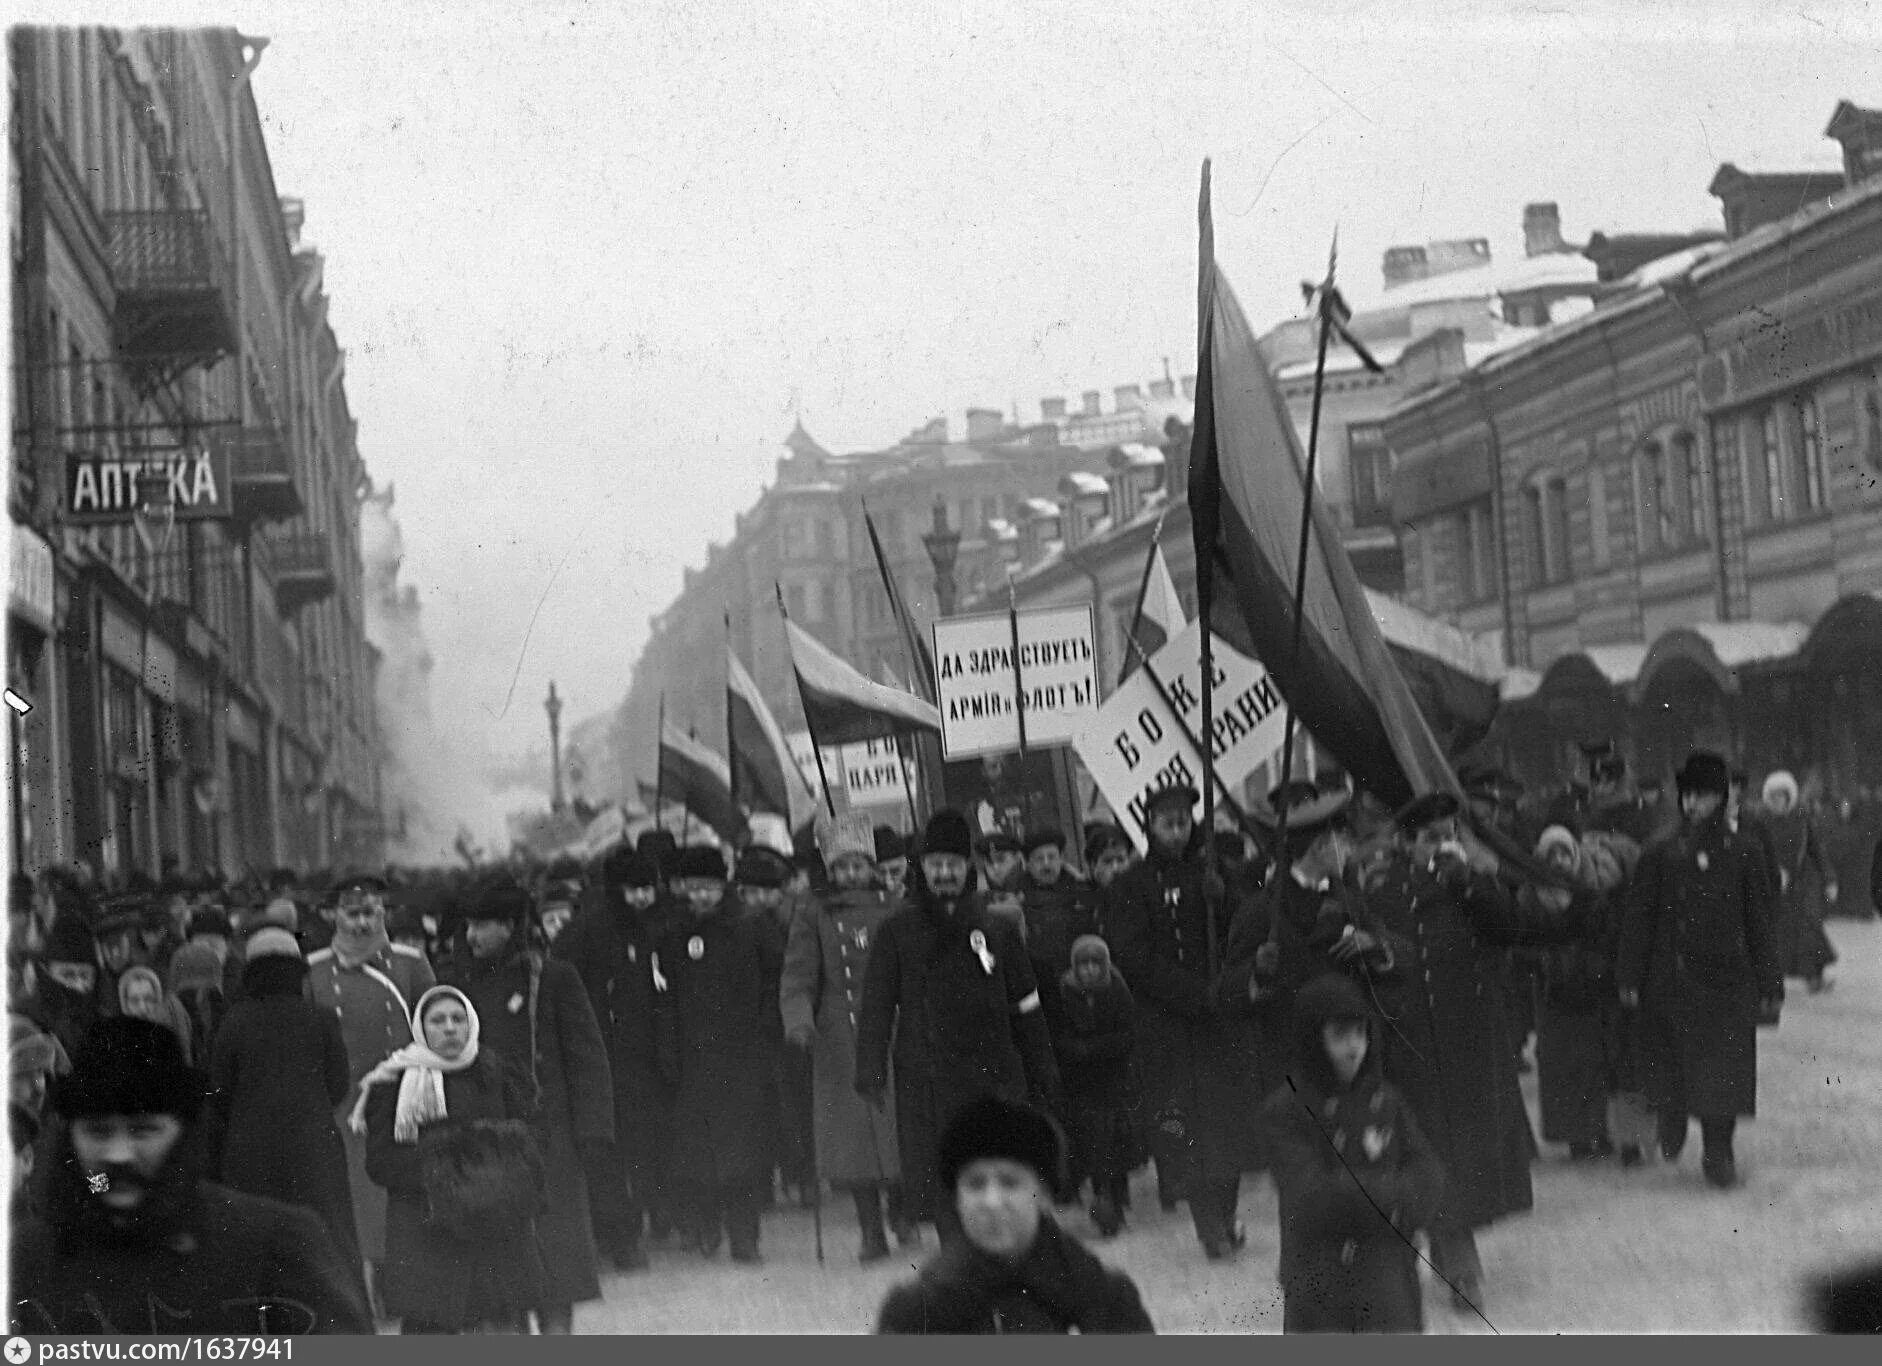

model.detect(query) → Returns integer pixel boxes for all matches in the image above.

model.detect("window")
[1640,438,1676,551]
[1760,407,1783,522]
[1863,371,1882,478]
[1546,476,1572,583]
[1793,394,1827,513]
[1522,485,1547,588]
[1464,500,1496,602]
[1675,431,1706,541]
[1588,465,1610,569]
[1348,423,1394,528]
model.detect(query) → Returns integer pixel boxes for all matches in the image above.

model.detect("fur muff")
[418,1118,546,1241]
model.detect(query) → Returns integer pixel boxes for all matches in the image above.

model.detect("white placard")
[1072,668,1202,853]
[839,737,915,810]
[932,605,1098,760]
[1146,620,1290,792]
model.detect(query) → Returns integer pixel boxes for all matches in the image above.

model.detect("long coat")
[203,956,362,1286]
[855,890,1062,1220]
[11,1180,372,1334]
[1365,855,1579,1231]
[364,1047,548,1329]
[306,940,435,1263]
[442,948,614,1306]
[1616,814,1780,1120]
[1104,846,1270,1181]
[778,887,900,1187]
[876,1216,1154,1334]
[652,897,785,1188]
[1763,808,1837,979]
[553,890,677,1203]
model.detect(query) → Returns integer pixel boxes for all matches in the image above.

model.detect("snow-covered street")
[578,919,1882,1333]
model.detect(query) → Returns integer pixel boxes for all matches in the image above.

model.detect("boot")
[1657,1113,1689,1163]
[855,1188,892,1263]
[1091,1190,1122,1238]
[535,1304,574,1335]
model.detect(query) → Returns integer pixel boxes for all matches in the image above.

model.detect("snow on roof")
[1021,497,1060,518]
[1685,620,1809,667]
[1622,241,1729,289]
[1584,644,1649,686]
[986,517,1017,540]
[1500,667,1543,702]
[1063,472,1109,497]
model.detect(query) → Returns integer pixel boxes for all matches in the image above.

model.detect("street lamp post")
[545,682,565,814]
[921,500,962,618]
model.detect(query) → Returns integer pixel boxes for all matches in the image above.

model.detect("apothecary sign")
[64,447,233,524]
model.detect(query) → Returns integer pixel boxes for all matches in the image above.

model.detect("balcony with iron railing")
[269,529,337,615]
[224,425,304,526]
[106,210,236,371]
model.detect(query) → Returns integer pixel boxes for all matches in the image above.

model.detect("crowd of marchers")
[8,746,1882,1335]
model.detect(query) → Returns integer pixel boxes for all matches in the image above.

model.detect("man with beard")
[1617,751,1781,1192]
[32,913,102,1063]
[554,845,675,1270]
[855,809,1062,1246]
[444,877,613,1332]
[306,873,433,1315]
[1105,783,1268,1261]
[652,847,783,1264]
[9,1016,370,1334]
[1018,829,1097,1001]
[873,826,909,901]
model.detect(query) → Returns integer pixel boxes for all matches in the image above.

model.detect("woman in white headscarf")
[360,985,547,1334]
[1760,771,1839,992]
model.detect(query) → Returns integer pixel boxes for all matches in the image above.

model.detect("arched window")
[1674,430,1706,542]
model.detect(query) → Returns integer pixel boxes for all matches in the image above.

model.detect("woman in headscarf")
[1760,771,1839,993]
[360,985,547,1335]
[115,965,195,1065]
[1527,826,1624,1162]
[202,928,365,1301]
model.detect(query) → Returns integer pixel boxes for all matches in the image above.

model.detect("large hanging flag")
[863,506,938,702]
[1366,589,1504,758]
[727,645,820,830]
[1118,531,1188,684]
[781,616,941,747]
[1190,161,1458,809]
[658,721,742,843]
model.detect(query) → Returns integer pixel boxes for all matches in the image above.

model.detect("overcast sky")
[34,0,1882,773]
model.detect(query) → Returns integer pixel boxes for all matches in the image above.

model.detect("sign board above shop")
[64,448,233,525]
[1074,621,1292,852]
[932,605,1098,760]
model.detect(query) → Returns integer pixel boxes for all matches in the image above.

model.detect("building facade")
[9,27,382,881]
[1385,103,1882,798]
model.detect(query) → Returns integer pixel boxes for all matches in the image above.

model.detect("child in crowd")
[1052,935,1142,1237]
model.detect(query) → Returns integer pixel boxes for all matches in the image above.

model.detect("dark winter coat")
[1105,844,1271,1180]
[855,888,1062,1221]
[1616,814,1780,1119]
[1260,975,1445,1333]
[1531,882,1620,1146]
[1364,853,1583,1231]
[553,887,677,1199]
[876,1215,1154,1334]
[651,895,785,1187]
[203,956,361,1282]
[1764,808,1838,980]
[442,947,613,1306]
[364,1047,548,1329]
[1019,873,1098,986]
[1212,872,1406,1032]
[1054,968,1144,1182]
[779,887,900,1187]
[11,1171,371,1334]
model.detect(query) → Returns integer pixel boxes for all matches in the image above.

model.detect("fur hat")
[1021,827,1064,857]
[44,912,97,966]
[167,942,225,995]
[921,809,975,861]
[242,926,302,961]
[1535,825,1580,867]
[1394,790,1463,834]
[1761,770,1799,808]
[672,846,727,882]
[463,878,533,925]
[937,1094,1067,1198]
[1675,751,1731,800]
[50,1016,206,1122]
[1083,823,1130,863]
[1069,934,1111,970]
[872,825,906,863]
[819,816,877,866]
[186,908,232,941]
[601,844,661,889]
[1290,973,1376,1094]
[734,848,792,889]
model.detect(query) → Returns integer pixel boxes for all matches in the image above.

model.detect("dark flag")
[863,506,938,702]
[782,616,941,747]
[658,721,743,843]
[1190,161,1459,809]
[727,645,819,829]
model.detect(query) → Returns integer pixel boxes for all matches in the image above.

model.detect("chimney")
[1040,396,1068,423]
[1382,245,1429,289]
[965,408,1005,442]
[1397,328,1469,395]
[1523,203,1564,257]
[1081,390,1102,418]
[1149,378,1175,400]
[1114,384,1143,412]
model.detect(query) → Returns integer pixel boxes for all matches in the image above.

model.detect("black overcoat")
[651,896,784,1187]
[443,947,613,1306]
[1616,814,1780,1119]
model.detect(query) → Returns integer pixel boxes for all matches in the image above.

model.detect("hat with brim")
[672,847,727,882]
[463,880,533,925]
[1021,828,1064,857]
[1251,781,1352,838]
[734,848,792,889]
[330,871,389,895]
[937,1094,1068,1200]
[977,832,1023,857]
[872,825,906,863]
[1394,791,1464,834]
[1143,782,1201,818]
[50,1016,206,1122]
[1675,751,1731,799]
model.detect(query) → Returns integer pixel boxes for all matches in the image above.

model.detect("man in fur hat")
[873,825,909,900]
[1617,751,1781,1192]
[856,809,1062,1245]
[1104,782,1268,1260]
[9,1017,371,1334]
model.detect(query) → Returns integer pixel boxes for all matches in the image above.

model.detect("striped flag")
[1120,537,1188,683]
[863,507,938,702]
[1190,161,1458,809]
[782,617,941,747]
[727,646,820,830]
[658,721,743,843]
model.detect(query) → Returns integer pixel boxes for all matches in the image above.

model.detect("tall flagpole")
[724,610,740,824]
[655,692,667,835]
[1195,161,1221,978]
[1117,510,1171,686]
[893,731,922,832]
[777,583,840,819]
[1006,568,1029,755]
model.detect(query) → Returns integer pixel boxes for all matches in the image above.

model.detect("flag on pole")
[1120,537,1188,683]
[658,721,743,843]
[1191,161,1458,809]
[782,617,941,747]
[1366,589,1504,757]
[727,646,820,830]
[863,506,938,702]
